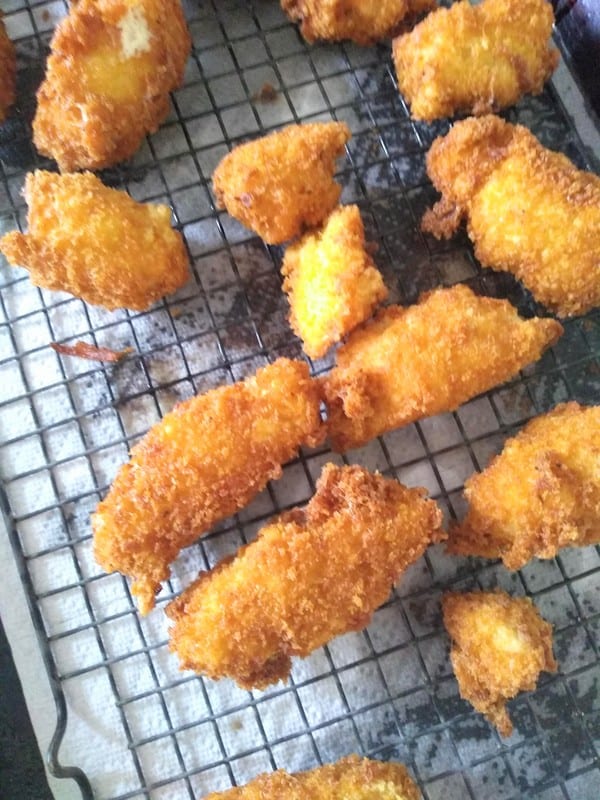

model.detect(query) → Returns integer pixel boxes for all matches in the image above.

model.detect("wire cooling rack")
[1,1,599,799]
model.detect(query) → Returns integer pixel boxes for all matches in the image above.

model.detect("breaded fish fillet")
[0,170,189,310]
[33,0,191,171]
[93,359,324,614]
[322,284,562,452]
[281,205,388,358]
[0,14,16,122]
[167,463,443,688]
[212,122,351,245]
[448,403,600,570]
[202,755,421,800]
[392,0,558,121]
[442,590,557,736]
[422,115,600,317]
[281,0,435,45]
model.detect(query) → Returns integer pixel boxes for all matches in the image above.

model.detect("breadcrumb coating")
[422,115,600,317]
[0,170,189,311]
[281,205,388,358]
[393,0,558,121]
[167,463,443,688]
[281,0,435,45]
[448,403,600,570]
[443,590,557,736]
[213,122,351,245]
[93,359,325,614]
[202,755,422,800]
[0,14,16,123]
[322,284,562,452]
[33,0,191,171]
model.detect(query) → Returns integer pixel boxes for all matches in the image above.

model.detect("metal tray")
[1,2,599,799]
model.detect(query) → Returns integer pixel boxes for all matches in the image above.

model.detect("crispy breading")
[93,359,324,614]
[202,755,421,800]
[212,122,351,245]
[421,115,600,317]
[442,590,557,736]
[33,0,191,171]
[0,14,16,123]
[281,205,388,358]
[322,284,562,452]
[281,0,435,45]
[392,0,558,121]
[167,463,443,688]
[448,403,600,570]
[0,170,189,310]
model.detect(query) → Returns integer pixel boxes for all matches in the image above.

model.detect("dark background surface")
[553,0,600,121]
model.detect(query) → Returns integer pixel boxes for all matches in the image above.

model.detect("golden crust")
[0,170,189,310]
[422,115,600,317]
[212,122,351,245]
[0,14,16,123]
[202,755,422,800]
[442,590,557,737]
[33,0,191,171]
[322,284,562,452]
[448,402,600,570]
[167,463,443,688]
[281,0,435,45]
[93,358,325,614]
[393,0,558,121]
[281,205,388,358]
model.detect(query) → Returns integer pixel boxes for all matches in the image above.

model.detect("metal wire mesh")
[1,1,599,799]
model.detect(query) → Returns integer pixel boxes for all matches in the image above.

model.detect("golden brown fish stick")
[33,0,191,171]
[448,403,600,570]
[202,755,421,800]
[322,284,562,452]
[422,115,600,317]
[167,463,443,689]
[281,204,388,358]
[212,122,351,245]
[442,591,557,737]
[93,359,325,614]
[0,170,189,310]
[281,0,435,45]
[393,0,558,121]
[0,14,16,122]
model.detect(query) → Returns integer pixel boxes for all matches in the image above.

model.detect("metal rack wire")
[0,1,599,799]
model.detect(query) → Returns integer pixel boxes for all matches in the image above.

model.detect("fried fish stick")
[33,0,191,171]
[422,115,600,317]
[212,122,351,245]
[93,359,324,614]
[322,284,562,452]
[281,0,435,45]
[392,0,558,121]
[0,14,16,123]
[202,755,421,800]
[167,463,443,688]
[281,205,388,358]
[448,403,600,570]
[0,170,189,310]
[442,591,557,736]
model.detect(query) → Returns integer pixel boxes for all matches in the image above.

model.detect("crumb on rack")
[252,82,278,103]
[50,340,134,362]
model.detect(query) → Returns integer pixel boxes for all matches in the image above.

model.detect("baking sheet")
[1,2,599,799]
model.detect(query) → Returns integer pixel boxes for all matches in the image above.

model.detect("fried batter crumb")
[167,463,443,688]
[443,590,557,736]
[0,14,16,123]
[448,402,600,569]
[50,340,133,362]
[322,284,562,452]
[252,82,278,102]
[0,170,190,311]
[203,755,421,800]
[93,358,325,614]
[281,205,388,358]
[212,122,351,245]
[393,0,558,121]
[422,115,600,317]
